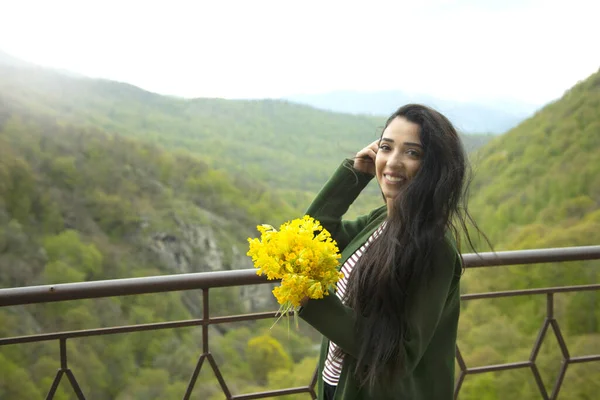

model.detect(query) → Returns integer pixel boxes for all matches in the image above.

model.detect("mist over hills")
[285,90,542,134]
[0,49,83,77]
[0,49,538,135]
[0,50,29,67]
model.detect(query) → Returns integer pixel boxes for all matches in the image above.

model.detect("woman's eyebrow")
[381,138,423,148]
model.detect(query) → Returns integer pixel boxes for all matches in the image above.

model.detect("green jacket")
[299,159,462,400]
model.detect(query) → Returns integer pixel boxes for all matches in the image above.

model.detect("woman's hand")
[353,140,379,176]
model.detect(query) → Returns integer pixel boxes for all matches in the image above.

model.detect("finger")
[368,140,380,153]
[356,147,370,158]
[357,148,377,162]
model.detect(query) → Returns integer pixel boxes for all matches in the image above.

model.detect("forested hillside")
[0,62,492,210]
[469,70,600,250]
[0,56,598,399]
[456,69,600,399]
[0,109,323,398]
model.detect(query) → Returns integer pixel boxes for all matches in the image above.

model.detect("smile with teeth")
[383,174,405,183]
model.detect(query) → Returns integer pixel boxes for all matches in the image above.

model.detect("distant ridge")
[0,49,33,68]
[0,49,83,77]
[285,90,542,134]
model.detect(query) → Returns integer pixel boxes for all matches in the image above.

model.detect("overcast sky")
[1,0,598,104]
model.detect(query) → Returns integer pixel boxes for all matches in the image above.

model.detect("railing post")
[203,288,209,354]
[46,338,86,400]
[183,289,210,400]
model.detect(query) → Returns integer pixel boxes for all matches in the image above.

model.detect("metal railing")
[1,245,599,400]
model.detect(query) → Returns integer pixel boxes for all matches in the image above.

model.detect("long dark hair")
[342,104,485,388]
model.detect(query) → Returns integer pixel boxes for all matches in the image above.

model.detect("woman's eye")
[379,144,391,151]
[407,149,421,157]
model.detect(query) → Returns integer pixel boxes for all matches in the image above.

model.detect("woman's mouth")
[383,174,406,184]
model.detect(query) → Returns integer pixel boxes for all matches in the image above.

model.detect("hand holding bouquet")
[247,215,342,327]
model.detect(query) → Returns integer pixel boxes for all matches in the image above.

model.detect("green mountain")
[0,60,493,215]
[469,68,600,250]
[0,109,320,399]
[0,62,375,190]
[457,69,600,399]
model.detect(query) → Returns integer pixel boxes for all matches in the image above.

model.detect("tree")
[245,335,292,385]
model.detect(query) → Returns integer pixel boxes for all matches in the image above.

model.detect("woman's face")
[375,116,423,208]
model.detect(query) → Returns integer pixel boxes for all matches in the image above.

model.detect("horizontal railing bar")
[4,284,596,344]
[461,284,600,300]
[210,311,277,324]
[0,311,284,345]
[466,361,532,373]
[0,246,599,307]
[231,386,311,400]
[462,245,600,268]
[569,355,600,364]
[0,269,266,307]
[4,284,598,344]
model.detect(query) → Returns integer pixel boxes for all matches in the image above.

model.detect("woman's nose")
[387,151,404,167]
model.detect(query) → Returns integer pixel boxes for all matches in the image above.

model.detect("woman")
[299,104,482,399]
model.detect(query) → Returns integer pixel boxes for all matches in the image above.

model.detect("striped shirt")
[322,224,385,387]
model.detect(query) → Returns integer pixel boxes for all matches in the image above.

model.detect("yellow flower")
[246,215,342,328]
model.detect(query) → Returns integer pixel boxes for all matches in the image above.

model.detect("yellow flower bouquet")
[247,215,342,327]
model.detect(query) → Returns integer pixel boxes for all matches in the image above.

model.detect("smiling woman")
[375,116,423,208]
[298,104,488,400]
